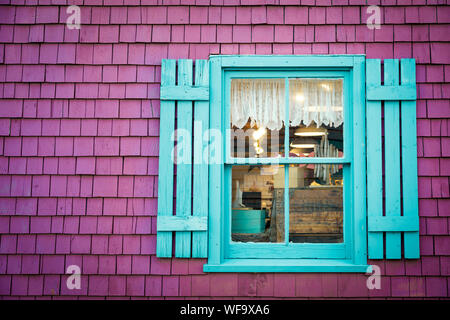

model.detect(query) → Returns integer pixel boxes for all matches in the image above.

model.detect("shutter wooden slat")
[384,59,402,259]
[157,216,208,232]
[156,59,176,258]
[366,58,420,260]
[366,59,384,259]
[400,59,420,259]
[157,59,209,258]
[175,59,194,258]
[192,60,209,258]
[368,216,419,232]
[160,85,209,101]
[366,85,416,101]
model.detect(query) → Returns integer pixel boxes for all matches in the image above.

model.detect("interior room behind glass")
[230,77,345,244]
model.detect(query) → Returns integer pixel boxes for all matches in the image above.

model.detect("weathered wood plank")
[228,242,346,259]
[366,85,416,101]
[284,78,289,245]
[220,55,355,68]
[192,60,210,258]
[384,59,402,259]
[401,59,420,259]
[352,56,367,264]
[175,59,194,258]
[157,216,208,232]
[366,59,384,259]
[208,56,223,265]
[368,216,419,232]
[156,59,176,258]
[160,85,209,101]
[204,259,369,273]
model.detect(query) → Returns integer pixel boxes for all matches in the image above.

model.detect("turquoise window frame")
[224,70,350,260]
[205,55,369,273]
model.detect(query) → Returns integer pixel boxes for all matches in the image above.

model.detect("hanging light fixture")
[290,138,317,149]
[294,126,327,137]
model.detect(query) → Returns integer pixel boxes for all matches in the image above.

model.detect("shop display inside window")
[230,78,344,243]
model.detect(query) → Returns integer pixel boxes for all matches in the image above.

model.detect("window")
[227,75,347,252]
[205,55,368,272]
[156,56,420,272]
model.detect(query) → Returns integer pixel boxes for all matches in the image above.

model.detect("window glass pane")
[231,165,284,243]
[288,79,344,158]
[288,164,344,243]
[230,79,285,158]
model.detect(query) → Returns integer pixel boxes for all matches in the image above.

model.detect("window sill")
[203,259,370,273]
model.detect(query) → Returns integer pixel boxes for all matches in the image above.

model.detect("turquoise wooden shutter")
[156,59,209,258]
[366,58,419,259]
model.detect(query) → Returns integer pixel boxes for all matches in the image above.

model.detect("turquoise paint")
[228,243,346,259]
[219,55,357,68]
[208,56,224,266]
[341,69,354,260]
[206,55,368,272]
[231,210,266,234]
[223,165,232,260]
[366,59,384,260]
[351,56,368,266]
[366,59,419,260]
[284,78,290,245]
[368,216,419,232]
[223,68,354,261]
[157,216,208,232]
[175,59,194,258]
[156,59,209,258]
[384,59,402,259]
[192,60,210,258]
[366,85,416,101]
[400,59,420,259]
[204,259,369,273]
[160,85,209,101]
[156,59,176,258]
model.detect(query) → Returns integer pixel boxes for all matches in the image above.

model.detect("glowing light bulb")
[295,93,305,102]
[321,83,331,91]
[252,127,266,140]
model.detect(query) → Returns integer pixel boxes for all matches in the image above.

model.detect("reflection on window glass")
[288,123,343,158]
[230,119,285,158]
[289,78,344,158]
[229,77,345,245]
[230,79,285,158]
[231,165,284,243]
[288,164,344,243]
[229,78,344,158]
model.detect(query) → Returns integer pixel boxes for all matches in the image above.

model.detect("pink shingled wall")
[0,1,449,299]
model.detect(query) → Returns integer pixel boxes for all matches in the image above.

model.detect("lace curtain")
[230,78,343,131]
[230,79,286,130]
